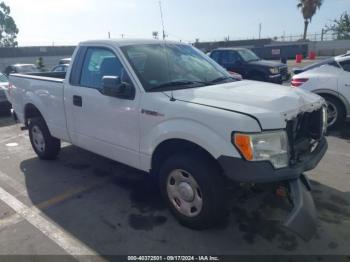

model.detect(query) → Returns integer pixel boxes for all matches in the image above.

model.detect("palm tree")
[297,0,323,40]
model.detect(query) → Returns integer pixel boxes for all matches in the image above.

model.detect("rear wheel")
[28,117,61,160]
[159,152,228,229]
[323,96,345,129]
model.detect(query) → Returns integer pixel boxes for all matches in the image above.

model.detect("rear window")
[304,58,339,71]
[340,60,350,72]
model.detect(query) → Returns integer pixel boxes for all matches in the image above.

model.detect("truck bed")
[9,72,69,142]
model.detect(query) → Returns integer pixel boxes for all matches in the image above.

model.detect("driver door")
[220,51,244,75]
[65,46,141,168]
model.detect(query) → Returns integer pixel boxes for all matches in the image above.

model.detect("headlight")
[233,131,289,169]
[269,67,279,74]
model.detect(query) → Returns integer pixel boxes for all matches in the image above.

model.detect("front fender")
[140,118,241,169]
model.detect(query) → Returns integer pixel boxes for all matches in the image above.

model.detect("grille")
[280,67,288,77]
[286,108,324,164]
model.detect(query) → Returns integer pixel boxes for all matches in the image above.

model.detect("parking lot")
[0,111,349,259]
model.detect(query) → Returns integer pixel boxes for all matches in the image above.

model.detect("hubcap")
[326,101,338,127]
[32,125,45,153]
[166,169,203,217]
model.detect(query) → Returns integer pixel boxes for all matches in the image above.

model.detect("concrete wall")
[308,40,350,56]
[0,46,75,73]
[195,38,350,59]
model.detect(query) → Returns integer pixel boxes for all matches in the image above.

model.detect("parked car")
[59,58,71,65]
[9,39,328,240]
[0,73,11,114]
[4,64,39,76]
[209,48,290,84]
[291,53,350,128]
[293,56,342,75]
[51,64,69,73]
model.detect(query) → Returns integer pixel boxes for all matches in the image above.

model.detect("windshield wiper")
[207,76,234,84]
[151,80,206,91]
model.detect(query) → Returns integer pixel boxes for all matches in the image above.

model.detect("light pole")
[259,23,262,39]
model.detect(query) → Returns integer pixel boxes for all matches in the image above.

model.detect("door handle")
[73,95,82,107]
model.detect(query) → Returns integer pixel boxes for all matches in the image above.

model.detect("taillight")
[291,78,308,87]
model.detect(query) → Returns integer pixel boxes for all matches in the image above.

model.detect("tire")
[159,152,228,229]
[28,117,61,160]
[323,96,345,129]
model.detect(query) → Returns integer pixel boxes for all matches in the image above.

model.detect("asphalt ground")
[0,110,349,261]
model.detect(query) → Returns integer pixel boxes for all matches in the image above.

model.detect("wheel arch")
[151,139,222,176]
[24,103,44,126]
[313,90,349,117]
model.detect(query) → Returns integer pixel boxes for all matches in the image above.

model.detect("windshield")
[237,49,260,62]
[121,43,233,91]
[17,65,38,73]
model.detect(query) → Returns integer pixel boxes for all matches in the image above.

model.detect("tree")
[326,12,350,40]
[0,1,19,47]
[297,0,323,40]
[152,31,159,39]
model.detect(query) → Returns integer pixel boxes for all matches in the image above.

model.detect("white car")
[9,39,328,239]
[292,54,350,128]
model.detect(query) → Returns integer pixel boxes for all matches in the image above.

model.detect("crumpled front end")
[285,175,317,240]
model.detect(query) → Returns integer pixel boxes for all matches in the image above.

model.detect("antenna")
[158,1,174,101]
[159,1,166,40]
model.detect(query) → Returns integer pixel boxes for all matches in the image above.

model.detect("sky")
[4,0,350,46]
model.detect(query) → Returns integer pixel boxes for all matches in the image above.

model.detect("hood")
[167,80,324,130]
[248,59,286,68]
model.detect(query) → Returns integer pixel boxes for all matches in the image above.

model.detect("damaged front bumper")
[285,175,317,240]
[218,138,327,240]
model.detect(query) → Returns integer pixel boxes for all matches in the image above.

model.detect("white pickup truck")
[9,39,328,239]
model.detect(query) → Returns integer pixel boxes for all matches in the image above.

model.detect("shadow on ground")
[18,145,350,255]
[328,122,350,140]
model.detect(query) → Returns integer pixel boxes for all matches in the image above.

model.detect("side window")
[210,51,220,62]
[80,48,131,89]
[328,61,340,68]
[221,51,240,64]
[340,60,350,73]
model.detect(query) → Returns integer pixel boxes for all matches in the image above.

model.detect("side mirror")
[102,76,134,99]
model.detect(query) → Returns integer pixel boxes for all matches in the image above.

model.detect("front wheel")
[159,152,228,229]
[28,117,61,160]
[324,96,345,129]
